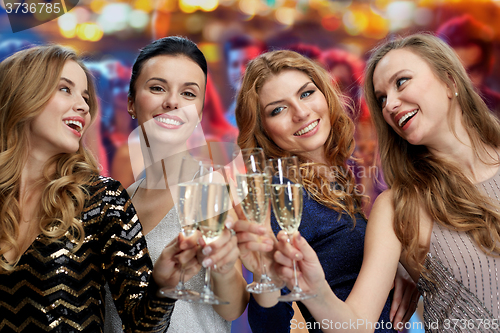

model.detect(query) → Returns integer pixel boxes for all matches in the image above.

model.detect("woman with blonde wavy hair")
[0,45,202,332]
[233,50,417,333]
[272,33,500,332]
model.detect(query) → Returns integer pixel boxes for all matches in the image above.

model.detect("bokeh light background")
[1,1,499,332]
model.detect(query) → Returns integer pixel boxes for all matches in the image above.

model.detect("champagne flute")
[158,156,202,301]
[267,156,317,302]
[232,147,283,293]
[195,161,230,305]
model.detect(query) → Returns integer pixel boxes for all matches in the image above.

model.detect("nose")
[291,102,310,122]
[385,92,401,114]
[162,93,178,110]
[74,94,89,115]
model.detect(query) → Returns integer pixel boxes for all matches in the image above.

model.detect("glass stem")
[176,268,186,291]
[291,259,303,293]
[259,251,269,282]
[203,266,212,295]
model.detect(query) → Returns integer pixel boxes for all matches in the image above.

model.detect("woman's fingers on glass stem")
[175,246,198,265]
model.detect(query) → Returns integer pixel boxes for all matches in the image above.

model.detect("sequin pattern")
[417,167,500,332]
[104,179,231,333]
[0,176,175,332]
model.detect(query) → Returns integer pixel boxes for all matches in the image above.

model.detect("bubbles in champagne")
[271,183,303,234]
[236,173,269,225]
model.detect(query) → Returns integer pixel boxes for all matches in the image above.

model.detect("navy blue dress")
[248,188,395,332]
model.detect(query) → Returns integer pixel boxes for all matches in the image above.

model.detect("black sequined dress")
[0,176,175,332]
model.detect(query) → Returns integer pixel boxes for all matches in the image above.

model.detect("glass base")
[278,291,317,302]
[158,287,201,302]
[246,277,286,294]
[196,290,230,305]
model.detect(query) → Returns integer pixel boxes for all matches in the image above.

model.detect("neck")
[142,152,190,190]
[19,153,53,217]
[426,119,498,183]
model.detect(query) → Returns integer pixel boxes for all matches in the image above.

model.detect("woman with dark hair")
[233,49,417,333]
[0,45,201,332]
[105,36,247,333]
[273,33,500,332]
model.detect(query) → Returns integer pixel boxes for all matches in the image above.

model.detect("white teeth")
[294,120,319,136]
[63,120,83,133]
[398,110,418,127]
[156,117,182,126]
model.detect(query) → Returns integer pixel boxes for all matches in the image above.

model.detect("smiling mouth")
[154,117,184,126]
[294,120,319,136]
[398,110,418,128]
[64,120,83,133]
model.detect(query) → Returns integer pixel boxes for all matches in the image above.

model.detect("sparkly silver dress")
[417,169,500,332]
[104,180,231,333]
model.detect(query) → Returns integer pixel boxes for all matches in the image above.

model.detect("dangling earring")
[129,110,136,119]
[455,92,458,97]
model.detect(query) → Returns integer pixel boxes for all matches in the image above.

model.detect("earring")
[455,92,458,97]
[131,115,136,119]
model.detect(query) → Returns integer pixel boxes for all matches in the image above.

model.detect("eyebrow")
[146,77,201,89]
[263,81,312,110]
[61,77,89,96]
[374,69,406,96]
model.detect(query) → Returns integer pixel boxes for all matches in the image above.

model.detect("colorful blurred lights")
[129,10,149,30]
[77,23,104,41]
[321,15,341,31]
[179,0,219,13]
[200,0,218,11]
[275,7,295,26]
[387,1,415,31]
[343,10,368,36]
[58,13,77,31]
[239,0,259,16]
[134,0,155,13]
[98,3,131,33]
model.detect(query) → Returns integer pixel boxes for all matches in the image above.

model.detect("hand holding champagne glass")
[232,147,283,293]
[267,156,317,302]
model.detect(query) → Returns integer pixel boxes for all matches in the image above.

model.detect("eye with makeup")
[300,90,315,99]
[60,86,71,94]
[270,106,285,117]
[396,77,409,89]
[377,95,387,109]
[181,91,197,98]
[150,85,165,93]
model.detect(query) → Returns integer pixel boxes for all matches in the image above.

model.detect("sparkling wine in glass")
[232,147,283,293]
[158,156,202,302]
[195,162,230,305]
[267,156,317,302]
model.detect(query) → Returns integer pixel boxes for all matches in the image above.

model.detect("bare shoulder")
[371,189,394,213]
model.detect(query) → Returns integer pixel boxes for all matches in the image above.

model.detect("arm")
[101,178,193,332]
[274,190,402,333]
[390,263,420,325]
